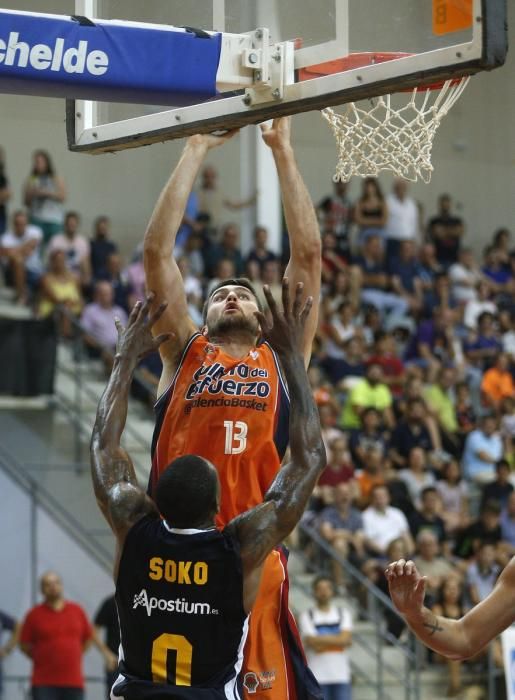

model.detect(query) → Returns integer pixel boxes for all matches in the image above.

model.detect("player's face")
[205,285,260,339]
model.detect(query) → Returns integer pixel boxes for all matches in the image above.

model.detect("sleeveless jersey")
[149,334,290,526]
[113,513,248,700]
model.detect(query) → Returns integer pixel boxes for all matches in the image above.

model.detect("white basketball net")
[322,76,470,183]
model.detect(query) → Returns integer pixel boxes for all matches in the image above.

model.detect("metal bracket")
[242,29,295,106]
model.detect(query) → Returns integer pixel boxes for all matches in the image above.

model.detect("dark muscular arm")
[228,281,326,610]
[90,296,171,544]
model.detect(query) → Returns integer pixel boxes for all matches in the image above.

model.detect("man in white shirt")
[0,209,43,302]
[385,179,419,260]
[299,575,352,700]
[362,484,415,558]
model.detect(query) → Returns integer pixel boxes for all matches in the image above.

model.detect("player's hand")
[114,293,173,363]
[255,278,313,357]
[385,559,427,616]
[260,117,292,151]
[187,129,239,152]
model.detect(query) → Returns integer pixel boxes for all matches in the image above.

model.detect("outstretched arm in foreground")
[90,295,172,571]
[143,132,237,394]
[386,557,515,660]
[228,279,327,611]
[261,118,321,365]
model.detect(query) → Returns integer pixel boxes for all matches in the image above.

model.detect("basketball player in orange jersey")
[143,118,322,699]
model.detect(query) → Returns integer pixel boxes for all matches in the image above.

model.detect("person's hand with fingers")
[385,558,427,617]
[114,293,173,364]
[255,277,313,358]
[259,117,292,152]
[187,129,239,153]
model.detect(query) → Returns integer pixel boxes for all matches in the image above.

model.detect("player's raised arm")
[143,132,237,393]
[90,295,172,547]
[229,279,326,610]
[261,118,321,365]
[386,557,515,660]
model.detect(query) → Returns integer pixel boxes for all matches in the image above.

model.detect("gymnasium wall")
[0,0,513,258]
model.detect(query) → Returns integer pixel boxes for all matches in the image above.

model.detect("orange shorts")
[241,548,322,700]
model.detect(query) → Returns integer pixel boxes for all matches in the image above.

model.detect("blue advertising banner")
[0,10,222,104]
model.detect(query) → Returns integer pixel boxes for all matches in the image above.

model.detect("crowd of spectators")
[1,145,515,695]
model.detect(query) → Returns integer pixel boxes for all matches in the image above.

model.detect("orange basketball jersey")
[149,333,290,526]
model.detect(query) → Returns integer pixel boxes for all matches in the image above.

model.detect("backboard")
[66,0,507,153]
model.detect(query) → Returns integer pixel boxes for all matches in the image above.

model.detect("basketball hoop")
[301,52,470,183]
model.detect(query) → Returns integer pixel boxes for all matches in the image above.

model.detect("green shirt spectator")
[424,381,458,433]
[341,363,393,429]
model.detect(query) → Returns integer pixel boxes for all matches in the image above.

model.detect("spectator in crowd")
[317,180,353,257]
[205,258,236,298]
[466,542,501,608]
[0,147,11,234]
[174,191,199,251]
[318,436,355,491]
[321,231,348,285]
[81,281,128,359]
[423,367,460,455]
[408,486,447,547]
[463,310,502,373]
[491,227,511,267]
[125,245,146,303]
[448,247,483,304]
[462,413,503,483]
[418,242,443,312]
[362,484,414,561]
[182,226,206,278]
[48,212,91,287]
[299,575,353,700]
[256,259,283,309]
[389,240,423,313]
[454,381,477,447]
[501,396,515,458]
[0,609,19,700]
[20,571,103,700]
[389,399,436,469]
[324,335,366,388]
[355,446,387,507]
[318,482,365,586]
[93,594,119,700]
[413,530,457,606]
[245,225,277,272]
[353,177,387,246]
[322,302,360,382]
[97,253,133,313]
[500,491,515,549]
[38,249,83,337]
[481,352,514,410]
[349,407,387,471]
[90,216,118,280]
[384,178,420,259]
[204,222,244,277]
[340,362,394,430]
[482,244,512,293]
[405,307,456,371]
[427,194,465,269]
[480,458,513,510]
[399,449,436,505]
[23,150,66,245]
[366,331,405,397]
[435,459,470,535]
[463,279,496,330]
[430,576,466,697]
[0,209,43,303]
[176,255,203,326]
[308,365,339,411]
[196,164,256,234]
[352,232,408,318]
[318,404,344,456]
[454,500,504,562]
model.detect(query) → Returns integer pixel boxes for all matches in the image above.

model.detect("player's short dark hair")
[155,455,219,527]
[202,277,263,322]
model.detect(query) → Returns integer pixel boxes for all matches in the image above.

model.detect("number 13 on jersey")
[223,421,248,454]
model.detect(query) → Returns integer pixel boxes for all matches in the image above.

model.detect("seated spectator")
[182,228,206,278]
[353,177,387,245]
[435,459,470,535]
[466,542,500,606]
[463,311,502,373]
[501,396,515,457]
[491,227,511,267]
[408,486,446,546]
[206,258,236,298]
[501,310,515,358]
[448,248,483,304]
[355,447,386,507]
[0,209,43,303]
[349,407,387,471]
[482,244,512,293]
[245,225,277,272]
[317,436,354,490]
[389,240,423,313]
[48,211,91,286]
[454,381,477,446]
[340,362,394,430]
[481,352,514,410]
[308,366,339,412]
[366,331,405,397]
[97,253,133,312]
[418,242,443,312]
[38,249,83,336]
[462,414,503,483]
[362,485,414,560]
[204,223,244,277]
[423,367,460,456]
[389,398,435,469]
[404,306,456,370]
[430,577,466,697]
[413,530,457,606]
[256,259,282,309]
[454,500,503,562]
[90,216,118,281]
[81,280,128,357]
[177,256,203,325]
[318,404,344,456]
[500,492,515,549]
[352,232,408,318]
[321,231,348,285]
[427,193,464,269]
[399,449,436,505]
[480,459,513,510]
[318,483,365,585]
[323,324,365,385]
[316,180,353,255]
[359,304,382,346]
[174,191,199,251]
[463,279,496,330]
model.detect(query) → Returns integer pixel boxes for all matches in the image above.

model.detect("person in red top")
[366,330,405,397]
[19,571,93,700]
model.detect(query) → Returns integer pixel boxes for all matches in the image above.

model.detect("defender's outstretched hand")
[256,278,313,357]
[385,559,427,616]
[114,293,172,363]
[260,117,292,151]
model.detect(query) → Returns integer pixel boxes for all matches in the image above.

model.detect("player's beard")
[207,312,259,339]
